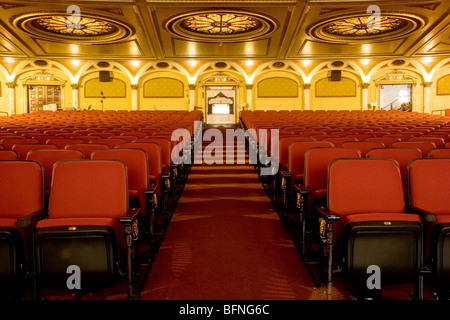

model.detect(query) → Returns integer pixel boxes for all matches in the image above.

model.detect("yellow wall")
[80,71,131,111]
[139,72,188,111]
[432,69,450,113]
[253,71,303,111]
[311,71,361,111]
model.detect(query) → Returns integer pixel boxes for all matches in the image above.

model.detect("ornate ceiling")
[0,0,449,63]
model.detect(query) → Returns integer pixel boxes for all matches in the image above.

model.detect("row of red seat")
[240,110,450,299]
[0,159,140,299]
[0,110,203,300]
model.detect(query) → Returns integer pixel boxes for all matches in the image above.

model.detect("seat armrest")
[316,206,340,223]
[294,184,310,195]
[17,209,48,228]
[280,170,291,179]
[408,205,436,223]
[144,183,158,195]
[120,208,141,225]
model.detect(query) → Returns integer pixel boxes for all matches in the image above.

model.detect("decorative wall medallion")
[12,11,134,43]
[272,61,285,68]
[165,9,277,42]
[307,12,424,42]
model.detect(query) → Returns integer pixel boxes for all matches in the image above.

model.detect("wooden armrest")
[316,206,340,223]
[294,184,310,195]
[120,208,140,225]
[145,183,158,195]
[280,170,291,179]
[17,209,48,228]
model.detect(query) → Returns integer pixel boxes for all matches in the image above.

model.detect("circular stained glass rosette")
[12,12,134,43]
[307,12,424,42]
[165,10,277,42]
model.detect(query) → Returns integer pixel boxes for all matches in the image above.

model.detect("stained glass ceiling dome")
[165,9,277,42]
[12,11,134,43]
[307,11,424,42]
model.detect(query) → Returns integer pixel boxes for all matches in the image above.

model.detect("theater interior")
[1,0,450,307]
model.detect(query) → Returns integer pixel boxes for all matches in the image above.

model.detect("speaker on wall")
[328,70,341,81]
[99,71,113,82]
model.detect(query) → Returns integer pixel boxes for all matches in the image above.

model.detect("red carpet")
[140,128,319,300]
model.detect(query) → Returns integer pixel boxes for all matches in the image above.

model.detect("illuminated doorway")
[379,84,413,112]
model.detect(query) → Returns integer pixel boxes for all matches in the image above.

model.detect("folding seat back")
[0,150,18,160]
[391,141,436,157]
[90,138,126,148]
[408,137,445,148]
[0,161,43,289]
[26,149,84,197]
[278,137,316,171]
[31,135,58,144]
[35,160,131,292]
[408,158,450,290]
[1,138,38,150]
[287,141,334,187]
[326,159,422,289]
[65,143,109,158]
[367,147,422,192]
[428,148,450,158]
[304,147,361,210]
[91,148,150,216]
[116,142,162,195]
[364,137,400,147]
[340,141,385,157]
[46,138,84,149]
[323,137,357,147]
[133,138,172,174]
[12,144,57,160]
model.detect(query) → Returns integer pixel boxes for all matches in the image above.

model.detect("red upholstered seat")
[317,159,422,299]
[0,161,44,296]
[35,160,140,299]
[408,158,450,297]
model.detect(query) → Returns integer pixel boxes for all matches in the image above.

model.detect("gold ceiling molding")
[164,9,278,42]
[306,11,425,43]
[11,11,134,44]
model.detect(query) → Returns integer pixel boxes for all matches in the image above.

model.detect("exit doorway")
[28,85,61,113]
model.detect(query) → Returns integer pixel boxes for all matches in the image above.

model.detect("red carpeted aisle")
[140,128,323,300]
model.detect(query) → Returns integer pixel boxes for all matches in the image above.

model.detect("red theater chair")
[35,160,141,300]
[294,147,361,260]
[428,148,450,158]
[116,142,170,228]
[65,143,109,158]
[391,141,436,158]
[0,161,45,299]
[26,149,84,203]
[408,158,450,299]
[12,144,57,160]
[91,148,157,249]
[367,147,422,195]
[317,159,423,300]
[280,141,333,215]
[0,150,19,160]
